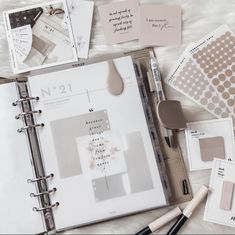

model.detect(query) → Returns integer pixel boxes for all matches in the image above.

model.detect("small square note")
[139,5,182,46]
[98,0,139,45]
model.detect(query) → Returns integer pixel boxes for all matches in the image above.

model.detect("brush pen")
[166,185,209,235]
[135,207,182,235]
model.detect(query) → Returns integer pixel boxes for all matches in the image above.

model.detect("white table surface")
[0,0,235,234]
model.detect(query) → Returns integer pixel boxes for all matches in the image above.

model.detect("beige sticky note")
[199,136,225,162]
[220,181,234,211]
[139,4,181,46]
[98,0,139,45]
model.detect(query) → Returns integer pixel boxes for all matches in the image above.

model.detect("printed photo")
[4,0,77,73]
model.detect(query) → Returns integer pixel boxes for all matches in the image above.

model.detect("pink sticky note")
[139,4,182,46]
[98,0,139,45]
[220,181,234,211]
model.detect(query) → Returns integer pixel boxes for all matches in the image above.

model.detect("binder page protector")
[28,56,168,231]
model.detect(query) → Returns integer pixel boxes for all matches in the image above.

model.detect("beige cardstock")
[98,0,139,45]
[139,4,181,46]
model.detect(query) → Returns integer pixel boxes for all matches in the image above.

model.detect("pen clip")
[157,100,186,130]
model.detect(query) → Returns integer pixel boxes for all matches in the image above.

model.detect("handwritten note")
[98,0,139,45]
[139,5,181,46]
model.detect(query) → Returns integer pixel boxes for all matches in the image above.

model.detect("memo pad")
[185,118,235,171]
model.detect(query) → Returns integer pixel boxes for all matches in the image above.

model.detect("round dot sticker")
[212,78,219,85]
[200,98,208,105]
[224,81,231,88]
[227,99,235,106]
[225,69,232,77]
[217,85,225,93]
[221,112,229,118]
[230,76,235,83]
[232,65,235,72]
[215,108,222,115]
[205,91,212,98]
[219,74,226,81]
[207,103,215,110]
[222,92,230,99]
[229,87,235,94]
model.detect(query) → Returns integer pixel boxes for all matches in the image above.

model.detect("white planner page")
[28,56,167,230]
[0,82,44,234]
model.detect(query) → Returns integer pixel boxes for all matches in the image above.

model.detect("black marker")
[135,207,181,235]
[167,185,209,235]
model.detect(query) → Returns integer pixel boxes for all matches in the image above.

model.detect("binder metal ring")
[17,123,44,133]
[12,96,39,106]
[33,202,60,212]
[30,188,57,197]
[15,110,42,119]
[27,173,54,183]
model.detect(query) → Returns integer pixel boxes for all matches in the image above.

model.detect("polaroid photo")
[3,0,77,74]
[185,118,235,171]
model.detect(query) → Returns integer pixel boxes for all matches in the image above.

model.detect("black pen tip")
[165,137,171,148]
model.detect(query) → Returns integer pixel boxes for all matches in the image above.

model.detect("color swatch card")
[98,0,139,45]
[189,25,235,116]
[204,159,235,227]
[166,43,234,121]
[185,118,235,171]
[139,4,181,46]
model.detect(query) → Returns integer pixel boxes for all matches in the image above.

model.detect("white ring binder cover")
[13,78,58,233]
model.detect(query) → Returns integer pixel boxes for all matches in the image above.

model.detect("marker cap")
[183,185,209,218]
[149,207,182,232]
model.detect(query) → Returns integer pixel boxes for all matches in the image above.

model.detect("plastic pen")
[149,51,174,148]
[166,185,209,235]
[135,207,182,235]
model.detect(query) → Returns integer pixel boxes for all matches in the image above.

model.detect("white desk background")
[0,0,235,234]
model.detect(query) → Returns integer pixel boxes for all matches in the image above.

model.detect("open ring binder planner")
[15,109,42,119]
[0,52,192,234]
[13,78,58,233]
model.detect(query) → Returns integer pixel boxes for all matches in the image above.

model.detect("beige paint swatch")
[220,181,234,211]
[199,136,225,162]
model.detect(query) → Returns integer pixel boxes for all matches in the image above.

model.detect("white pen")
[149,51,174,148]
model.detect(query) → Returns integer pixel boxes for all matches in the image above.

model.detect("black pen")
[166,185,209,235]
[135,207,182,235]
